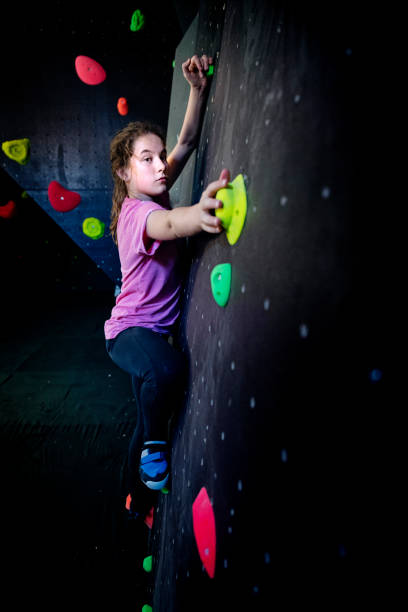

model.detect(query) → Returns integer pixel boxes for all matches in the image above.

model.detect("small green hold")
[130,9,145,31]
[161,486,169,494]
[142,605,152,612]
[206,65,214,76]
[2,138,30,165]
[211,263,232,307]
[143,555,153,573]
[172,59,175,68]
[82,217,105,240]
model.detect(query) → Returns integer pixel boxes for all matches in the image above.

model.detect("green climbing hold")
[161,486,169,494]
[142,606,152,612]
[206,65,214,76]
[82,217,105,240]
[211,263,232,307]
[2,138,30,165]
[215,173,247,245]
[143,555,153,573]
[130,9,145,31]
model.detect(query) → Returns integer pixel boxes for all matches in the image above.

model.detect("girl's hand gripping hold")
[197,168,230,234]
[182,54,213,92]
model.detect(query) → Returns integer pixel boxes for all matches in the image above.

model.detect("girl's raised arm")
[166,54,213,189]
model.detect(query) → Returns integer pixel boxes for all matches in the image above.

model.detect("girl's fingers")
[204,178,228,199]
[201,54,209,71]
[190,54,203,76]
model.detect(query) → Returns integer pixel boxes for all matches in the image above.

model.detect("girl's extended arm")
[166,55,212,189]
[147,169,230,240]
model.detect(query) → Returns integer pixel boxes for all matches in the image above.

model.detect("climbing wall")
[0,4,185,284]
[148,1,357,609]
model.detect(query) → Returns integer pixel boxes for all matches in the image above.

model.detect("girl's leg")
[106,327,187,499]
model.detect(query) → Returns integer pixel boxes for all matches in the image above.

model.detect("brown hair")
[109,121,165,244]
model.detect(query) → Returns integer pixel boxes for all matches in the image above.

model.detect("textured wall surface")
[0,4,185,284]
[150,1,356,609]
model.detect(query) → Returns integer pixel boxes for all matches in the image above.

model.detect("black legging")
[106,326,187,509]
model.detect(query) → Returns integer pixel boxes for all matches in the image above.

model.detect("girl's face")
[121,133,168,198]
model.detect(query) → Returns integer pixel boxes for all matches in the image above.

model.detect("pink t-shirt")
[104,197,182,339]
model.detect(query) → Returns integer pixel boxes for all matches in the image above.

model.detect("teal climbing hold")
[211,263,232,307]
[143,555,153,573]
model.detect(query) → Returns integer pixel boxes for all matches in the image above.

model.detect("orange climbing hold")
[192,486,216,578]
[117,97,129,116]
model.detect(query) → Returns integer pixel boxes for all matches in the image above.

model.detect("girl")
[104,54,230,516]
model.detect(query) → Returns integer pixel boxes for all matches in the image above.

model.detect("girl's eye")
[144,157,152,162]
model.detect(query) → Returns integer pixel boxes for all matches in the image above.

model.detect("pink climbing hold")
[48,181,81,212]
[192,486,216,578]
[75,55,106,85]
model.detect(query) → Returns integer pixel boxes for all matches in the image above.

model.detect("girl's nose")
[156,157,167,173]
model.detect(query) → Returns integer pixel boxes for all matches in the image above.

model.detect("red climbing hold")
[192,486,216,578]
[75,55,106,85]
[144,506,154,530]
[125,494,154,529]
[0,200,16,219]
[117,97,129,116]
[48,181,81,212]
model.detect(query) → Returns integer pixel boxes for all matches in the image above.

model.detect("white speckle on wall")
[231,361,235,370]
[280,195,288,206]
[281,448,288,462]
[299,323,309,338]
[221,431,225,440]
[321,186,331,199]
[294,94,301,103]
[264,298,270,310]
[250,397,256,409]
[237,479,243,491]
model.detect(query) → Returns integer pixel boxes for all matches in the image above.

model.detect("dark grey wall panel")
[151,1,355,609]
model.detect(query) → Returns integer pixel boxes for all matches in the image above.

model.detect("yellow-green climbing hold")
[2,138,30,165]
[82,217,105,240]
[215,173,247,245]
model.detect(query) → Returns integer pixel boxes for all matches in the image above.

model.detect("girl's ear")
[116,167,130,182]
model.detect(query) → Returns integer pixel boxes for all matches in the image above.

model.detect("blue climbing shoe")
[139,441,169,490]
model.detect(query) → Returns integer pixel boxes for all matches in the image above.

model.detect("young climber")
[104,54,230,516]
